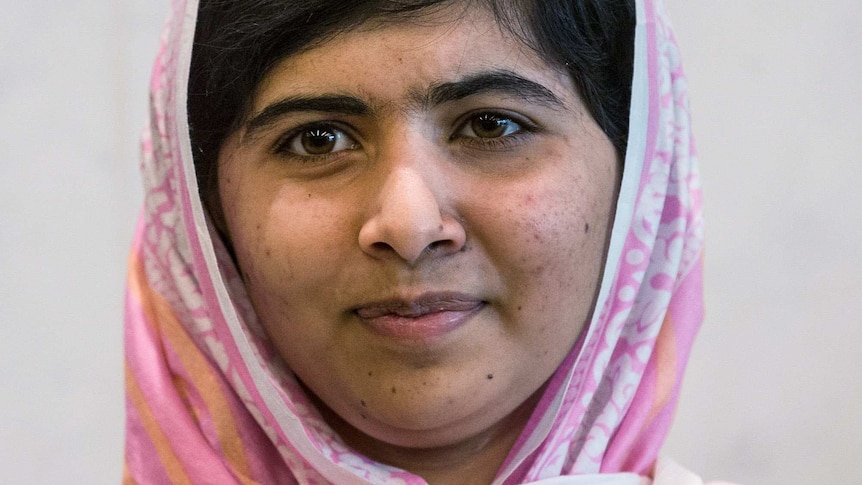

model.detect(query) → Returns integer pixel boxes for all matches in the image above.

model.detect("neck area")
[311,388,543,485]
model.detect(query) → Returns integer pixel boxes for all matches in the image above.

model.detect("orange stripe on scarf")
[128,249,259,484]
[125,362,193,484]
[649,312,678,423]
[122,460,139,485]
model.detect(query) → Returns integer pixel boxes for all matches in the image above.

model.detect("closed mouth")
[353,292,485,340]
[354,292,485,318]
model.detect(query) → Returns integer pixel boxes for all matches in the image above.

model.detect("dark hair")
[188,0,635,206]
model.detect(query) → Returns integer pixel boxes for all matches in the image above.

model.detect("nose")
[358,164,466,265]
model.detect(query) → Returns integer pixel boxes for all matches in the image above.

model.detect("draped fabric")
[123,0,705,483]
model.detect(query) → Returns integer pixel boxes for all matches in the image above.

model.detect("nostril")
[370,241,394,253]
[426,239,460,253]
[427,240,444,252]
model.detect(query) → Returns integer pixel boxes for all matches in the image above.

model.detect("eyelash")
[272,122,359,161]
[450,111,537,150]
[271,111,537,162]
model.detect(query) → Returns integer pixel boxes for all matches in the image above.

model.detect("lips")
[353,292,484,340]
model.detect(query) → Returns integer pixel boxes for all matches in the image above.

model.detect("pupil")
[473,115,506,138]
[302,129,336,154]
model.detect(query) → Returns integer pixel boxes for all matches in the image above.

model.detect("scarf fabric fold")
[124,0,704,483]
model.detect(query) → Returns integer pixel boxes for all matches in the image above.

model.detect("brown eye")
[283,125,358,156]
[457,113,523,139]
[302,129,337,154]
[472,114,508,138]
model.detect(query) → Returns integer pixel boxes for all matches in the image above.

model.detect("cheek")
[496,179,605,274]
[472,159,617,324]
[264,210,345,283]
[221,170,354,309]
[521,195,596,307]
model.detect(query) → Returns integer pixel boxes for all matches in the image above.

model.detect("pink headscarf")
[123,0,704,483]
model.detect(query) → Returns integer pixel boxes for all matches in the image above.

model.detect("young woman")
[124,1,710,483]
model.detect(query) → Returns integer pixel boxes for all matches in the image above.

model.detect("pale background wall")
[661,2,862,484]
[0,1,859,483]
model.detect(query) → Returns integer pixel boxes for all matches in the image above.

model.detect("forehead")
[250,6,576,114]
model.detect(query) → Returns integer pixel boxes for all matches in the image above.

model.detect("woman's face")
[217,7,620,453]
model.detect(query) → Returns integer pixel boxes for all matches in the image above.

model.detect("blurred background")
[1,1,859,483]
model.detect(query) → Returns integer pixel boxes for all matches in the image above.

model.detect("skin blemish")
[585,222,590,233]
[265,248,272,257]
[391,386,397,394]
[486,374,494,380]
[367,371,373,377]
[360,400,367,407]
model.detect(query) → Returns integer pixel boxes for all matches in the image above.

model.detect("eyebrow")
[244,95,371,136]
[421,70,566,110]
[242,69,565,136]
